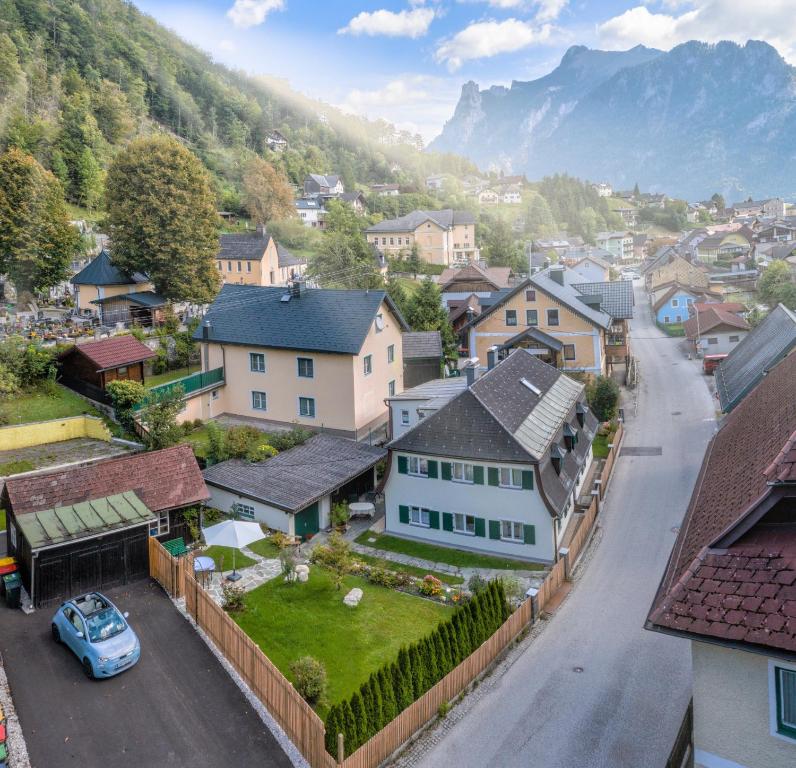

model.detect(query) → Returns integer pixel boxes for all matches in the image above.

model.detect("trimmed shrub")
[324,704,341,756]
[290,656,327,705]
[348,691,366,752]
[378,667,397,723]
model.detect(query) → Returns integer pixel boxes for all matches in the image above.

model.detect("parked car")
[703,353,728,375]
[51,592,140,679]
[621,269,641,280]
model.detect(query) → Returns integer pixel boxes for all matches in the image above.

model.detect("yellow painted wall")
[216,240,304,287]
[471,289,604,373]
[368,221,479,266]
[0,415,111,450]
[75,282,154,313]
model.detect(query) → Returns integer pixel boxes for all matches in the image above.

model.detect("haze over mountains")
[430,41,796,202]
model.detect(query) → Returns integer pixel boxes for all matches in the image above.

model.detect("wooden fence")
[146,425,627,768]
[598,422,624,500]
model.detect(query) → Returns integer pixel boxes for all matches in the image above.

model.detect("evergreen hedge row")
[324,580,510,757]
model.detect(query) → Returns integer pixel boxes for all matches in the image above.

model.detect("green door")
[295,502,320,540]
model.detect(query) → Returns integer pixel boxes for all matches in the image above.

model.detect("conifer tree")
[394,653,413,711]
[380,666,398,722]
[359,681,374,741]
[324,704,341,756]
[340,699,357,758]
[408,643,424,699]
[433,628,450,677]
[368,673,384,732]
[440,622,456,670]
[496,579,510,622]
[349,691,367,751]
[421,636,439,690]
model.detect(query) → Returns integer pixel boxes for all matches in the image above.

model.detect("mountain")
[431,41,796,201]
[0,0,473,214]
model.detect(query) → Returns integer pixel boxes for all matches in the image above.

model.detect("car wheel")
[82,658,94,679]
[52,624,61,644]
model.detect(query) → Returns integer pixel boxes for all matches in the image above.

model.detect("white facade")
[570,258,610,283]
[695,328,749,356]
[692,642,796,768]
[502,191,522,205]
[205,485,331,537]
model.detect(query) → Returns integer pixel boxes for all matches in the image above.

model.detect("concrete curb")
[0,654,31,768]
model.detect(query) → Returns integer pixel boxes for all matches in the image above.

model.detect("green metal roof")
[16,491,155,551]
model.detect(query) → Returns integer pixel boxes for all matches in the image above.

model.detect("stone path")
[201,544,283,605]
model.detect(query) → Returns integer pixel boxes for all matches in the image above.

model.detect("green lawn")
[146,365,200,389]
[201,545,257,571]
[356,532,545,571]
[0,385,102,425]
[234,567,450,713]
[247,537,283,559]
[592,433,610,459]
[353,552,464,585]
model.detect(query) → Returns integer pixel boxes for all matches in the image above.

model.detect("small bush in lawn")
[418,574,443,597]
[192,418,204,429]
[366,566,399,588]
[291,656,327,705]
[181,421,195,436]
[221,583,245,612]
[271,530,292,550]
[330,501,350,529]
[467,573,488,595]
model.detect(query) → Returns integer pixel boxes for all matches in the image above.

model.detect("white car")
[621,270,641,281]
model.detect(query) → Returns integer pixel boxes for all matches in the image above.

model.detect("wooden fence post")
[525,588,539,624]
[337,732,345,765]
[559,547,571,581]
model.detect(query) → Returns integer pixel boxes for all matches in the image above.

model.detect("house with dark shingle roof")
[193,283,409,440]
[716,304,796,413]
[217,225,306,287]
[384,350,598,564]
[202,434,385,539]
[402,331,443,388]
[2,444,208,607]
[646,351,796,768]
[70,249,154,317]
[683,305,750,355]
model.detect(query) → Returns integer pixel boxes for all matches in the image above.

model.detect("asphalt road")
[0,580,293,768]
[415,282,718,768]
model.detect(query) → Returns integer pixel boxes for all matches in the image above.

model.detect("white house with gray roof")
[384,350,597,564]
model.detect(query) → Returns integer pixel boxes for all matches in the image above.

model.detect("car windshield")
[85,608,127,643]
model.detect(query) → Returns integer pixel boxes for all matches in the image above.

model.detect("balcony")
[135,367,224,409]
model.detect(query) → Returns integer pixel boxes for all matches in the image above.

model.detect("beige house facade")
[70,250,154,316]
[217,228,305,287]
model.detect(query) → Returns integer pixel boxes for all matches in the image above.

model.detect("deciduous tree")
[242,154,295,224]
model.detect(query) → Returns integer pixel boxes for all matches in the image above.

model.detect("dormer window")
[576,402,587,428]
[551,444,564,475]
[563,423,577,452]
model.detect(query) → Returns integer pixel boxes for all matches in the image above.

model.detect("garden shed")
[202,434,385,539]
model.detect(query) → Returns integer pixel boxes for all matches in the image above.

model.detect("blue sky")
[133,1,796,142]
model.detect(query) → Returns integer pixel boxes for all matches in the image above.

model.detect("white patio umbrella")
[201,520,265,581]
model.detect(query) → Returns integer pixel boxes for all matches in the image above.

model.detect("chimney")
[487,345,498,370]
[465,364,476,388]
[550,265,565,286]
[202,318,211,340]
[256,222,266,238]
[290,279,307,298]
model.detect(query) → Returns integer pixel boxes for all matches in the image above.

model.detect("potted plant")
[330,501,350,532]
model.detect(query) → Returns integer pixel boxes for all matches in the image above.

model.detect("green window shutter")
[523,524,536,545]
[487,467,499,487]
[521,470,534,490]
[442,512,453,531]
[488,520,501,540]
[399,505,409,524]
[427,509,440,529]
[473,466,484,485]
[427,460,438,479]
[397,455,408,474]
[441,462,452,481]
[474,517,486,537]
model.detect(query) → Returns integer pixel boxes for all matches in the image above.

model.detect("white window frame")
[500,520,524,543]
[234,502,256,521]
[298,396,316,418]
[387,344,395,364]
[453,512,476,536]
[375,313,383,333]
[250,352,266,373]
[149,510,169,537]
[252,391,267,411]
[408,456,428,477]
[297,357,314,378]
[400,409,410,425]
[388,380,396,397]
[363,354,373,376]
[409,506,430,528]
[451,461,474,484]
[499,467,523,489]
[769,659,796,743]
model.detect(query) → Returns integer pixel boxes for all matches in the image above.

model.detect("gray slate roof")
[403,331,442,360]
[716,304,796,413]
[219,232,272,261]
[388,377,467,403]
[71,250,149,286]
[276,243,305,268]
[366,209,476,233]
[572,280,635,320]
[202,434,385,512]
[193,283,408,355]
[92,290,166,308]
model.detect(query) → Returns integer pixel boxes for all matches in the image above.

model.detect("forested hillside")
[0,0,474,214]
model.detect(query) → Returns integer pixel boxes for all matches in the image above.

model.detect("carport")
[10,491,154,607]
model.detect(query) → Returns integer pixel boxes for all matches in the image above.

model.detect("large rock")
[294,564,309,576]
[343,587,363,607]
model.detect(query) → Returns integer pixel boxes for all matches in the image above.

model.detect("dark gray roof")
[389,349,597,515]
[193,283,408,355]
[219,232,271,261]
[572,280,635,320]
[403,331,442,360]
[202,434,385,512]
[716,304,796,413]
[71,250,149,286]
[92,290,167,308]
[498,327,563,352]
[366,209,475,233]
[276,243,305,268]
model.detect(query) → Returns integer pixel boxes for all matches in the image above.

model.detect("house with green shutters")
[383,349,598,563]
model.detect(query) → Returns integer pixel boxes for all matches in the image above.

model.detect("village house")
[461,265,633,375]
[370,183,401,197]
[1,444,208,607]
[569,254,611,283]
[58,335,156,399]
[646,350,796,768]
[402,331,443,389]
[439,263,513,300]
[303,173,344,197]
[501,187,522,205]
[647,255,710,296]
[202,434,385,540]
[217,226,306,287]
[591,182,613,198]
[695,230,753,265]
[731,198,786,219]
[295,197,326,228]
[425,175,445,191]
[265,130,288,152]
[478,190,499,206]
[365,209,478,266]
[384,350,597,564]
[386,376,468,440]
[715,304,796,414]
[683,305,750,356]
[596,231,634,262]
[189,282,408,440]
[652,283,721,327]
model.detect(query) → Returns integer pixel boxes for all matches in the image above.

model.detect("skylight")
[520,377,541,395]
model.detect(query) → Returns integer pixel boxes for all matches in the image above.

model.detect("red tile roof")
[683,306,749,339]
[71,336,155,371]
[3,444,208,515]
[648,353,796,653]
[692,302,747,315]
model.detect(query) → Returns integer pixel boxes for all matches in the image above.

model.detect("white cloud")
[534,0,567,22]
[226,0,285,28]
[435,18,556,71]
[338,75,462,141]
[456,0,567,18]
[598,1,796,63]
[339,8,435,38]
